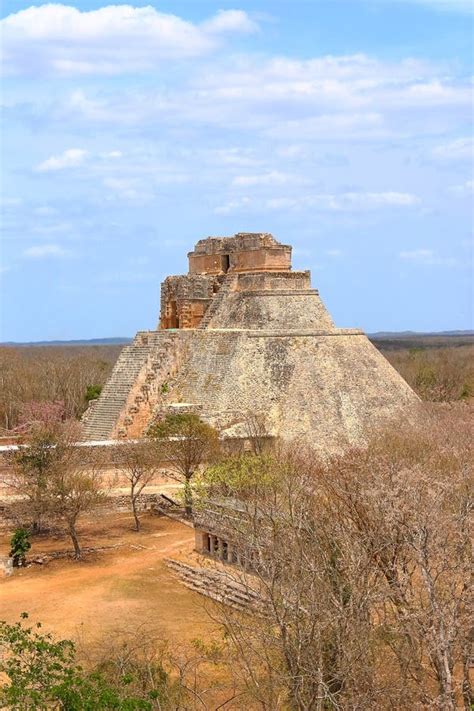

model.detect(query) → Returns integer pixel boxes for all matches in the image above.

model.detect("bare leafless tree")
[198,407,473,710]
[0,345,120,431]
[242,412,270,455]
[113,440,160,531]
[4,418,106,557]
[42,426,106,558]
[320,407,473,710]
[149,413,219,516]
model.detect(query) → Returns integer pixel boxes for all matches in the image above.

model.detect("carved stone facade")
[82,232,419,446]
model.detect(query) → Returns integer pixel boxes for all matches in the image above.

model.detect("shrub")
[9,528,31,567]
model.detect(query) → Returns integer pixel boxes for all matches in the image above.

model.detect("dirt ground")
[0,512,219,652]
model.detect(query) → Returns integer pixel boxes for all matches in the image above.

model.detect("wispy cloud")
[102,177,154,204]
[34,148,122,173]
[39,52,470,152]
[232,171,303,187]
[215,191,420,214]
[34,206,58,216]
[213,196,252,215]
[266,191,420,211]
[0,196,22,208]
[432,137,473,161]
[96,270,155,284]
[35,149,88,172]
[448,180,474,197]
[23,244,73,259]
[399,249,458,266]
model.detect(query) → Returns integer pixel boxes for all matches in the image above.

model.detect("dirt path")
[0,514,217,649]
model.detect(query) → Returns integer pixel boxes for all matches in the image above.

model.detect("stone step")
[198,274,236,329]
[165,558,264,612]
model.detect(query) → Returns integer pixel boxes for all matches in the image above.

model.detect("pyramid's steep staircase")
[198,273,237,329]
[82,331,184,441]
[82,335,152,440]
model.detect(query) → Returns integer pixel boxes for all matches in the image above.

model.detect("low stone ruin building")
[83,232,418,448]
[193,499,248,567]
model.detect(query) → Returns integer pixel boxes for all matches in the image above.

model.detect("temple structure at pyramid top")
[83,233,419,448]
[159,232,332,332]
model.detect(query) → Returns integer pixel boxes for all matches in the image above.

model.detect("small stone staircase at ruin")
[165,558,265,613]
[198,273,237,329]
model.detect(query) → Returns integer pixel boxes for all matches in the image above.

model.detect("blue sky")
[1,0,472,341]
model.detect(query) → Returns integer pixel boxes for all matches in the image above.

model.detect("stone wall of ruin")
[159,274,221,329]
[235,270,311,291]
[170,329,419,447]
[187,232,292,275]
[188,247,291,275]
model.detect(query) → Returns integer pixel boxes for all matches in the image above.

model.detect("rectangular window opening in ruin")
[221,254,230,273]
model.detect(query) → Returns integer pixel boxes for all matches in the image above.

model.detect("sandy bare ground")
[0,512,218,650]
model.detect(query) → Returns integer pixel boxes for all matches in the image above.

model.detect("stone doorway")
[169,300,179,328]
[221,254,230,273]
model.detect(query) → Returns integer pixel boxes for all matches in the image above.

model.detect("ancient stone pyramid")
[83,233,418,449]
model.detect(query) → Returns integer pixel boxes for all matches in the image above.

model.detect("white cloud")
[232,171,301,187]
[32,222,73,234]
[99,151,122,160]
[23,243,72,259]
[326,249,343,257]
[400,248,433,260]
[399,248,458,266]
[213,196,252,215]
[44,52,470,149]
[268,191,420,211]
[201,9,258,34]
[35,148,87,172]
[449,179,474,196]
[212,148,262,167]
[432,137,473,161]
[96,270,154,284]
[34,147,124,173]
[102,177,154,204]
[0,196,22,208]
[1,4,258,76]
[34,206,58,216]
[400,80,470,106]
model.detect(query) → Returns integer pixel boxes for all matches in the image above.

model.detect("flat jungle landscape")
[1,333,472,432]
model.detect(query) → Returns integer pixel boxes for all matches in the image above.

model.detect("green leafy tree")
[0,615,174,710]
[148,413,219,516]
[0,615,80,709]
[9,528,31,567]
[85,384,102,403]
